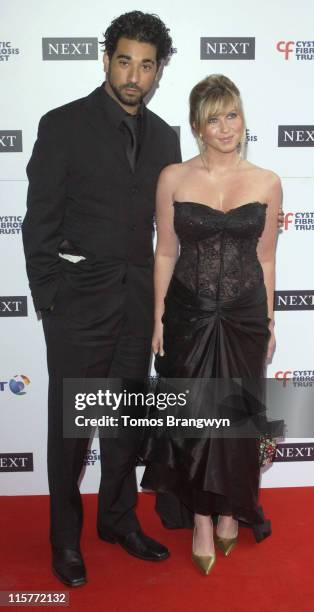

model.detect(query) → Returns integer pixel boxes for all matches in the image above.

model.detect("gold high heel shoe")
[214,517,238,557]
[192,527,216,575]
[214,534,237,556]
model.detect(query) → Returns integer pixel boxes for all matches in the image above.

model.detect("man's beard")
[109,78,144,107]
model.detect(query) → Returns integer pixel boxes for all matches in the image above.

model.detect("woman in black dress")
[141,75,281,574]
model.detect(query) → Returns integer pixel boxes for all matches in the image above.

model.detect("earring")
[198,134,205,151]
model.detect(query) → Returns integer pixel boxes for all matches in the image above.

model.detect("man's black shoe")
[52,547,87,587]
[99,529,170,561]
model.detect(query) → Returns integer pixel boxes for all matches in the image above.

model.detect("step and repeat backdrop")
[1,0,313,495]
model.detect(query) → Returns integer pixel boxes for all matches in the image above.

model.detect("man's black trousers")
[42,295,151,549]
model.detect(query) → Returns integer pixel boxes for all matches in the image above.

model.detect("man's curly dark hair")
[100,11,174,64]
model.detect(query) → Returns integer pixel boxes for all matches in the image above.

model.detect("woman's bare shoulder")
[243,161,281,186]
[159,156,201,183]
[159,162,186,183]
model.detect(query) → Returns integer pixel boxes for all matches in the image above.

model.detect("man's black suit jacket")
[22,84,181,336]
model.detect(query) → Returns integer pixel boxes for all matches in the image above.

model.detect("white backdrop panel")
[1,0,313,494]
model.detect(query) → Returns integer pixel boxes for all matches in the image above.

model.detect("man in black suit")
[22,11,181,587]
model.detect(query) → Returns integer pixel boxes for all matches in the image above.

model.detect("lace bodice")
[172,201,267,301]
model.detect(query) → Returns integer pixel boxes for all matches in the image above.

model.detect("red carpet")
[1,489,313,611]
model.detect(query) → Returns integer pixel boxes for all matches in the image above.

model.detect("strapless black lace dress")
[141,202,272,536]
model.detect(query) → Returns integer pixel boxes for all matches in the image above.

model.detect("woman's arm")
[257,172,283,361]
[152,165,180,356]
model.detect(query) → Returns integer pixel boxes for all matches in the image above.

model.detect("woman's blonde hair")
[189,74,246,156]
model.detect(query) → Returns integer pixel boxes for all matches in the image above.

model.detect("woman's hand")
[152,320,164,356]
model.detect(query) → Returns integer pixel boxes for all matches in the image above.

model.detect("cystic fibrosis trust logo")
[42,38,98,60]
[200,38,255,60]
[246,128,258,143]
[0,375,31,395]
[275,370,314,387]
[274,291,314,311]
[276,40,314,60]
[0,131,22,152]
[284,212,314,231]
[0,215,23,234]
[0,41,20,63]
[84,449,101,466]
[278,126,314,147]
